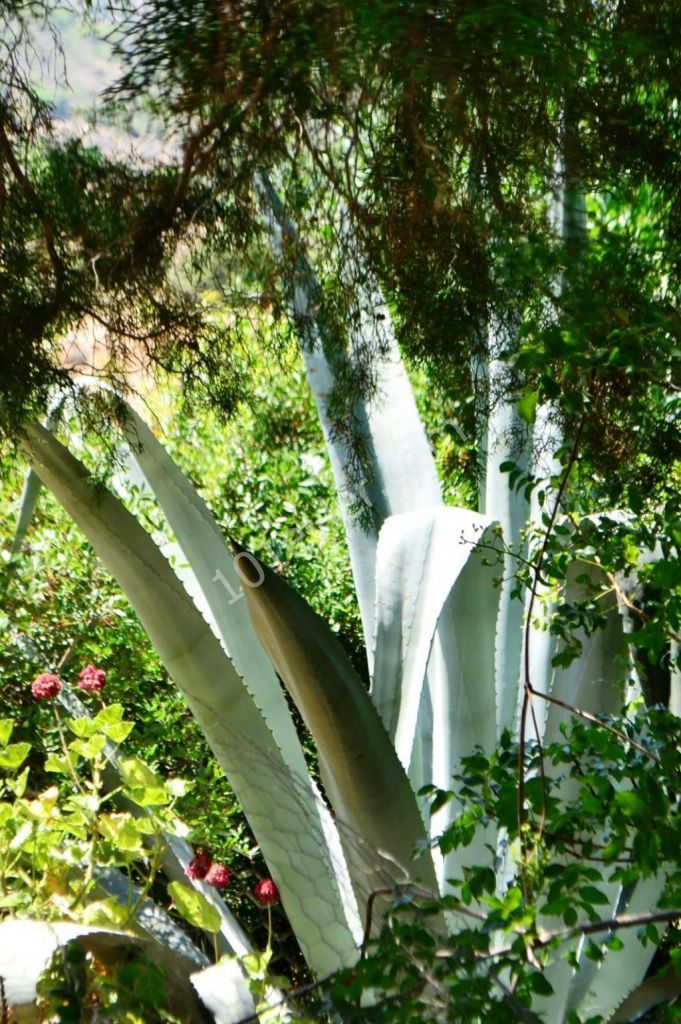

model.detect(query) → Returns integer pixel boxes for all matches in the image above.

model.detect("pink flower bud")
[253,878,279,905]
[31,673,62,700]
[205,864,230,889]
[186,849,212,880]
[78,665,106,693]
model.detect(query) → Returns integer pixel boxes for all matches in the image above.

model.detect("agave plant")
[11,184,673,1024]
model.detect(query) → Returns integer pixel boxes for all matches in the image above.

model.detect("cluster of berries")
[186,849,279,905]
[185,849,231,889]
[31,665,106,699]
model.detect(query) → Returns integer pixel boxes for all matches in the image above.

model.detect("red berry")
[205,864,230,888]
[253,878,279,905]
[31,673,62,700]
[186,849,212,880]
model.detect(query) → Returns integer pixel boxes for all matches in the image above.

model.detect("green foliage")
[306,707,681,1023]
[0,700,185,924]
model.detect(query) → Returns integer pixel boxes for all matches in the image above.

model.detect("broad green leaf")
[45,753,78,774]
[0,743,31,770]
[98,813,145,853]
[0,718,14,746]
[69,735,107,759]
[7,767,29,798]
[102,721,134,743]
[68,716,97,739]
[518,388,539,425]
[119,756,162,789]
[169,881,221,933]
[92,704,126,729]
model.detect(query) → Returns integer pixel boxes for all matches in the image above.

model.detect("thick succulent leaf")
[21,423,361,976]
[237,544,439,904]
[473,334,532,736]
[9,466,42,561]
[117,402,319,778]
[612,966,681,1023]
[8,404,62,564]
[571,876,666,1023]
[535,564,643,1022]
[259,173,442,661]
[0,919,207,1023]
[370,506,500,889]
[191,961,256,1024]
[371,507,500,769]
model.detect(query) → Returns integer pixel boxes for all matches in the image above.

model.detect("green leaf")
[0,719,15,746]
[517,389,539,425]
[614,791,648,820]
[168,881,221,933]
[69,735,107,759]
[579,885,610,906]
[103,721,134,743]
[0,743,31,770]
[67,716,96,739]
[45,753,79,774]
[529,972,554,996]
[97,813,144,853]
[7,767,29,797]
[92,704,126,729]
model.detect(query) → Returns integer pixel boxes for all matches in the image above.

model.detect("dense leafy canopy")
[1,0,679,501]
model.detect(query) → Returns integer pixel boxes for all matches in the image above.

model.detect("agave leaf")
[371,507,501,888]
[0,919,207,1023]
[571,876,666,1023]
[534,559,644,1022]
[258,173,442,661]
[8,403,62,564]
[237,542,439,903]
[612,965,681,1023]
[372,507,500,768]
[21,422,361,975]
[116,401,317,775]
[191,960,257,1024]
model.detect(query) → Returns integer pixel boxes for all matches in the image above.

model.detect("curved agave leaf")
[12,515,255,964]
[191,961,256,1024]
[572,876,667,1023]
[237,544,439,905]
[258,173,442,662]
[116,402,323,776]
[7,403,62,565]
[534,556,646,1022]
[371,506,501,889]
[0,919,208,1023]
[473,328,532,738]
[371,507,500,768]
[21,422,361,976]
[612,965,681,1023]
